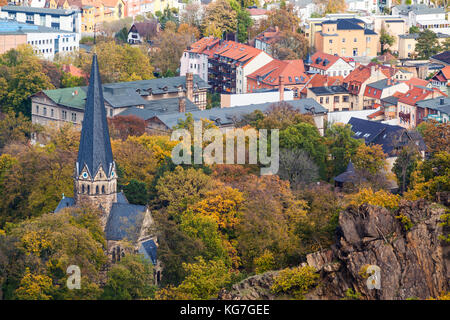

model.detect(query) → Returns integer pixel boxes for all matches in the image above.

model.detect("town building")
[291,0,318,23]
[398,33,450,59]
[0,5,81,33]
[253,26,282,56]
[345,0,378,14]
[348,117,426,171]
[306,85,351,112]
[31,73,209,127]
[208,40,273,94]
[220,89,295,108]
[343,64,389,110]
[246,7,268,23]
[363,78,409,109]
[180,37,219,82]
[0,19,79,59]
[143,98,328,135]
[392,4,449,34]
[417,96,450,124]
[308,51,355,77]
[246,59,308,98]
[127,20,159,44]
[314,18,379,58]
[397,85,446,129]
[53,54,160,282]
[430,65,450,95]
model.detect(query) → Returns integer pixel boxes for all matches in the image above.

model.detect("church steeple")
[74,54,117,214]
[76,54,114,179]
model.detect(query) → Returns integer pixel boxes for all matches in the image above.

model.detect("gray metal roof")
[367,78,398,90]
[54,196,75,213]
[381,95,399,106]
[1,5,79,15]
[416,96,450,113]
[76,54,115,179]
[138,239,157,265]
[118,97,199,119]
[309,85,348,95]
[153,98,328,130]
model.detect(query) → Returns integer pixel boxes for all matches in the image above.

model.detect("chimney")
[178,97,186,113]
[186,72,194,102]
[279,75,285,101]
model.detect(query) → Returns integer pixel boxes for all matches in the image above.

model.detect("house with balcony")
[363,78,409,109]
[430,65,450,95]
[308,51,355,77]
[417,96,450,124]
[397,85,446,129]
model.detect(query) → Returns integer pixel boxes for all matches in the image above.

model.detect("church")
[54,54,161,283]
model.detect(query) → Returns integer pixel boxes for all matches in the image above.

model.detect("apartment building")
[362,78,409,109]
[314,18,379,58]
[246,59,308,98]
[180,37,219,82]
[0,19,79,59]
[0,5,81,33]
[398,33,450,59]
[306,85,351,112]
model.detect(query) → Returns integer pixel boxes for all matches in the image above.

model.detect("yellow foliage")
[14,268,53,300]
[129,134,178,163]
[191,185,244,230]
[271,266,319,299]
[347,188,400,210]
[254,249,276,274]
[21,230,52,256]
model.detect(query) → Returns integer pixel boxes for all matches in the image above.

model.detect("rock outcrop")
[218,271,280,300]
[219,200,449,300]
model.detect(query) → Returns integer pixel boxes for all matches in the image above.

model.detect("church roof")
[105,203,146,241]
[138,239,157,265]
[54,196,75,212]
[334,161,359,183]
[76,54,115,178]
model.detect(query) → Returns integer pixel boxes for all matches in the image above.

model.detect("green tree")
[201,0,237,37]
[280,122,328,179]
[0,111,42,150]
[380,27,395,54]
[101,254,156,300]
[415,30,441,60]
[393,144,420,193]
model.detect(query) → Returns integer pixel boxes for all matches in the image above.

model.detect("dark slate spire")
[76,54,114,178]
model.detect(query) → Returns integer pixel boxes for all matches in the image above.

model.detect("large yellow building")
[47,0,126,33]
[398,33,450,59]
[314,18,379,58]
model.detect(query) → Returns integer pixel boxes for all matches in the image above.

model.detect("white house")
[308,51,355,77]
[290,0,318,22]
[180,37,218,82]
[0,6,81,34]
[345,0,378,14]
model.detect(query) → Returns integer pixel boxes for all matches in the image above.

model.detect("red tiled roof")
[185,37,221,57]
[403,77,429,88]
[398,86,446,106]
[309,51,341,71]
[254,27,282,45]
[248,59,308,86]
[367,109,384,119]
[300,74,343,94]
[212,40,265,66]
[62,64,87,78]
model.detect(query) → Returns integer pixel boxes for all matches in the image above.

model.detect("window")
[320,97,324,104]
[36,105,39,114]
[368,88,371,94]
[354,38,357,42]
[343,96,349,102]
[96,186,99,194]
[366,37,371,42]
[102,185,105,193]
[326,97,329,104]
[71,112,76,122]
[110,109,113,117]
[51,109,54,117]
[62,110,67,120]
[342,38,345,43]
[334,96,339,103]
[329,39,333,44]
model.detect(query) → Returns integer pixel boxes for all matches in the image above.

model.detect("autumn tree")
[278,148,319,187]
[352,143,386,175]
[0,45,54,115]
[0,111,42,150]
[0,206,107,300]
[201,0,238,37]
[253,102,314,130]
[79,42,155,83]
[393,143,420,193]
[271,31,308,60]
[323,0,347,14]
[108,115,146,140]
[417,120,450,154]
[180,2,202,28]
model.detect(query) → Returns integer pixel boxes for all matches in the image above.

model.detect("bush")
[271,266,319,299]
[347,188,400,210]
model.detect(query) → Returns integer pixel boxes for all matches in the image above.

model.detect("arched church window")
[87,185,90,194]
[82,185,85,193]
[96,186,99,194]
[102,185,105,194]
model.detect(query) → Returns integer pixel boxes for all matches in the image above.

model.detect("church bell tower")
[74,54,117,215]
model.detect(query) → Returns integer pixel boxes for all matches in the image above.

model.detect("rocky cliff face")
[219,200,449,300]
